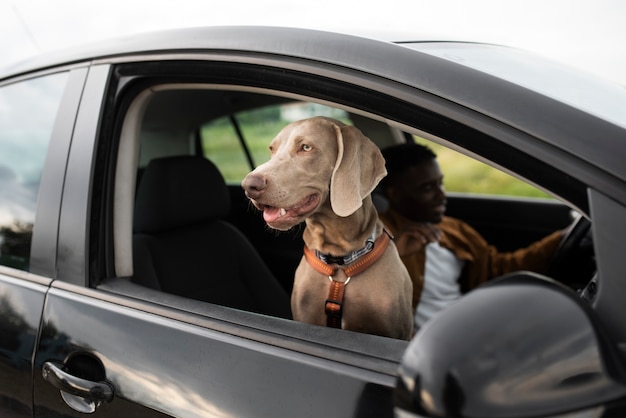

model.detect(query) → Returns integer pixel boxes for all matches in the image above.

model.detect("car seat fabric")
[132,155,292,319]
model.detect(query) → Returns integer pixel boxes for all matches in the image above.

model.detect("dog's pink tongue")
[263,207,282,223]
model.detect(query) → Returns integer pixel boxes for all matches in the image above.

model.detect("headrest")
[134,156,230,233]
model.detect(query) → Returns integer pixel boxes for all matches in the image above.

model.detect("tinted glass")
[0,72,68,271]
[416,137,551,198]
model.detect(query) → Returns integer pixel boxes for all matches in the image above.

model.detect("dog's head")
[241,116,386,231]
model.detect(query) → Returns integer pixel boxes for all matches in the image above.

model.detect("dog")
[242,116,413,340]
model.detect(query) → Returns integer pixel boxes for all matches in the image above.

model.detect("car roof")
[2,25,625,187]
[0,26,413,78]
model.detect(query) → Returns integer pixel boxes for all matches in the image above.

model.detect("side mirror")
[395,272,626,417]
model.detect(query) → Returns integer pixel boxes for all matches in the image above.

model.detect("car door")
[31,61,409,417]
[0,67,84,417]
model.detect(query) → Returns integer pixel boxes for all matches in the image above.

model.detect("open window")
[101,60,595,349]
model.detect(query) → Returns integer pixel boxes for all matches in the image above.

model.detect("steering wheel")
[546,214,593,287]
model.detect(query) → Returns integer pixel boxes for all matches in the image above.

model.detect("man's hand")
[394,223,442,257]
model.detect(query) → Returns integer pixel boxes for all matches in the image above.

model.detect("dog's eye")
[301,144,312,152]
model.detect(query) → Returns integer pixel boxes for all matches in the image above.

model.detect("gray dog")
[242,116,413,340]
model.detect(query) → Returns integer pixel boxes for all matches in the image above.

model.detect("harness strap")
[325,280,346,328]
[303,229,392,277]
[303,246,337,276]
[344,229,391,277]
[303,229,393,329]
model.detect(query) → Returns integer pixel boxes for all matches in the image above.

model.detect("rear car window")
[0,72,68,271]
[201,102,348,183]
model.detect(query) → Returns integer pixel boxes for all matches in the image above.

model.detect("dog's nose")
[242,173,267,199]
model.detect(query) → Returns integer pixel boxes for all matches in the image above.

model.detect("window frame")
[80,55,591,362]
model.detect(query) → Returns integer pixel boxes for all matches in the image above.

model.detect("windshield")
[404,42,626,129]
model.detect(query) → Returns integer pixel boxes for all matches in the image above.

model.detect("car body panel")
[56,65,111,287]
[34,282,401,417]
[0,272,50,417]
[589,189,626,343]
[30,68,88,278]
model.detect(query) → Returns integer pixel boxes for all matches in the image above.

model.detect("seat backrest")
[132,155,291,318]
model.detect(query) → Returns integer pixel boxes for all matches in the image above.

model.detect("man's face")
[385,158,446,223]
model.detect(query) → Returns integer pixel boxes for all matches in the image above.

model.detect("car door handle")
[42,361,114,405]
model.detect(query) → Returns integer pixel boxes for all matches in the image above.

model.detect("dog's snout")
[242,173,267,199]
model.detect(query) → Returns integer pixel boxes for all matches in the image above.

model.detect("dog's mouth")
[260,193,320,227]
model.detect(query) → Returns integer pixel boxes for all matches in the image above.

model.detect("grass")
[424,141,552,198]
[201,119,284,182]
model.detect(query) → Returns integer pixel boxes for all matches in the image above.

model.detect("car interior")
[132,154,292,318]
[103,82,596,339]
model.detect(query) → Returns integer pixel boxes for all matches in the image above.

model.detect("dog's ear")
[330,124,387,217]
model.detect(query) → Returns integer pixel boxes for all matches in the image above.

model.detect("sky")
[1,0,625,86]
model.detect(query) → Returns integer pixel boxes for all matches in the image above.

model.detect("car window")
[415,136,552,198]
[0,72,68,271]
[201,102,349,183]
[116,78,572,346]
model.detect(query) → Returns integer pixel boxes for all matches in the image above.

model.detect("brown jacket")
[380,209,563,309]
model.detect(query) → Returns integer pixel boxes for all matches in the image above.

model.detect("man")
[378,142,563,328]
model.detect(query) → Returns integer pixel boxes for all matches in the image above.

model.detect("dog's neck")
[303,195,381,256]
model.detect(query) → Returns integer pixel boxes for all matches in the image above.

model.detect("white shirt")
[414,241,465,328]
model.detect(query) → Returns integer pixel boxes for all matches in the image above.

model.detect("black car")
[1,26,626,418]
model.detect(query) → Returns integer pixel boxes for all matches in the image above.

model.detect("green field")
[422,141,552,198]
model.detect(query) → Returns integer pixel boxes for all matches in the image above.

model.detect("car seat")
[132,155,292,319]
